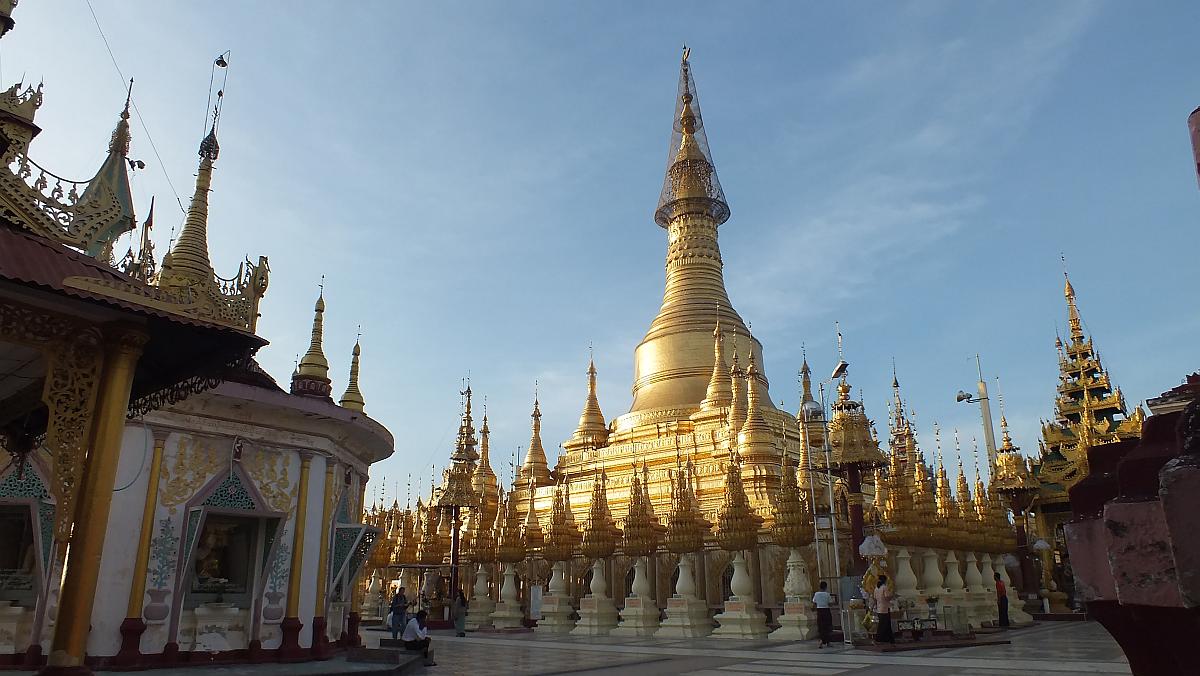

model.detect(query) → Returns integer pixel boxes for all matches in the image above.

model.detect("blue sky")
[7,1,1198,503]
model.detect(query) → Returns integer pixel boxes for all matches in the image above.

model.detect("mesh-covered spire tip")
[654,54,729,227]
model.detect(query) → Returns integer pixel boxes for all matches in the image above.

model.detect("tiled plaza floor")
[373,621,1130,675]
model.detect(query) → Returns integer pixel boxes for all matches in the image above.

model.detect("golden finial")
[298,283,329,378]
[1061,255,1084,341]
[521,487,544,556]
[728,349,747,432]
[157,117,220,291]
[702,318,734,410]
[520,389,552,490]
[568,353,609,450]
[338,329,365,412]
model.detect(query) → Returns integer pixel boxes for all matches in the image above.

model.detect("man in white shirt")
[401,609,435,665]
[812,581,834,647]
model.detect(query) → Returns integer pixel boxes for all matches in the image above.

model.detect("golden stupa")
[547,50,801,531]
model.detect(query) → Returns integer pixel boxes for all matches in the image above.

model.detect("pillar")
[42,326,146,676]
[847,469,866,573]
[113,428,167,666]
[278,452,313,660]
[310,459,336,658]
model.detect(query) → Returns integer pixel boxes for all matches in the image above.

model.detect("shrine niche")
[165,463,284,652]
[0,459,54,608]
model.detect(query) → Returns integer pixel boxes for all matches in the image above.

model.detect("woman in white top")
[873,576,895,644]
[812,580,833,647]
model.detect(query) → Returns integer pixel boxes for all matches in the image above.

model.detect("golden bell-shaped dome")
[714,452,763,552]
[580,470,621,560]
[771,455,813,549]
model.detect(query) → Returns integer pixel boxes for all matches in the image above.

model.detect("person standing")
[389,587,409,640]
[995,572,1010,628]
[402,609,436,666]
[873,576,895,644]
[452,589,468,637]
[812,580,834,648]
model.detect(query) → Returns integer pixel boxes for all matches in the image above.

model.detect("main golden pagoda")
[549,50,801,526]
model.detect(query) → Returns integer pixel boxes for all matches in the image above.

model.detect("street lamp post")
[956,355,999,470]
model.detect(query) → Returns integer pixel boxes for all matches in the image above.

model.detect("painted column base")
[310,617,330,659]
[23,643,44,668]
[770,598,817,640]
[610,596,660,637]
[570,595,619,636]
[711,597,769,640]
[654,595,712,638]
[533,595,577,634]
[464,598,496,631]
[113,617,146,666]
[489,601,525,630]
[276,617,306,661]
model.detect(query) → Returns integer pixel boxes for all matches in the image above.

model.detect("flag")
[1189,106,1200,190]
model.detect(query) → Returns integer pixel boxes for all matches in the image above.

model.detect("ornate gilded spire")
[339,336,365,411]
[626,50,764,421]
[714,452,762,551]
[495,489,526,564]
[521,489,544,556]
[665,452,710,554]
[292,287,332,399]
[542,483,578,561]
[158,124,219,290]
[520,393,553,490]
[770,454,813,548]
[417,498,444,565]
[1064,269,1083,342]
[580,469,621,560]
[728,351,747,431]
[655,49,729,227]
[622,463,661,557]
[567,356,609,450]
[471,410,499,526]
[702,320,733,410]
[935,430,955,520]
[737,352,774,464]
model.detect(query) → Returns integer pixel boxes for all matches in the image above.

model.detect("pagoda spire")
[472,409,499,526]
[567,355,609,451]
[626,49,767,422]
[702,319,733,411]
[291,285,333,399]
[1064,268,1084,342]
[520,392,553,491]
[338,335,366,411]
[158,122,219,290]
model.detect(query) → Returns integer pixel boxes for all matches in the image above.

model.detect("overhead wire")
[84,0,186,216]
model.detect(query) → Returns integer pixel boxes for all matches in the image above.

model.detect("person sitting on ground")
[402,609,435,666]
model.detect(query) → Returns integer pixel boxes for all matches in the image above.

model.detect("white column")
[712,551,769,639]
[571,559,619,636]
[656,553,712,638]
[464,563,496,630]
[894,547,920,610]
[612,557,661,637]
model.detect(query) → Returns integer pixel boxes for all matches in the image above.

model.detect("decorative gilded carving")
[159,437,221,515]
[244,447,294,513]
[0,299,104,543]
